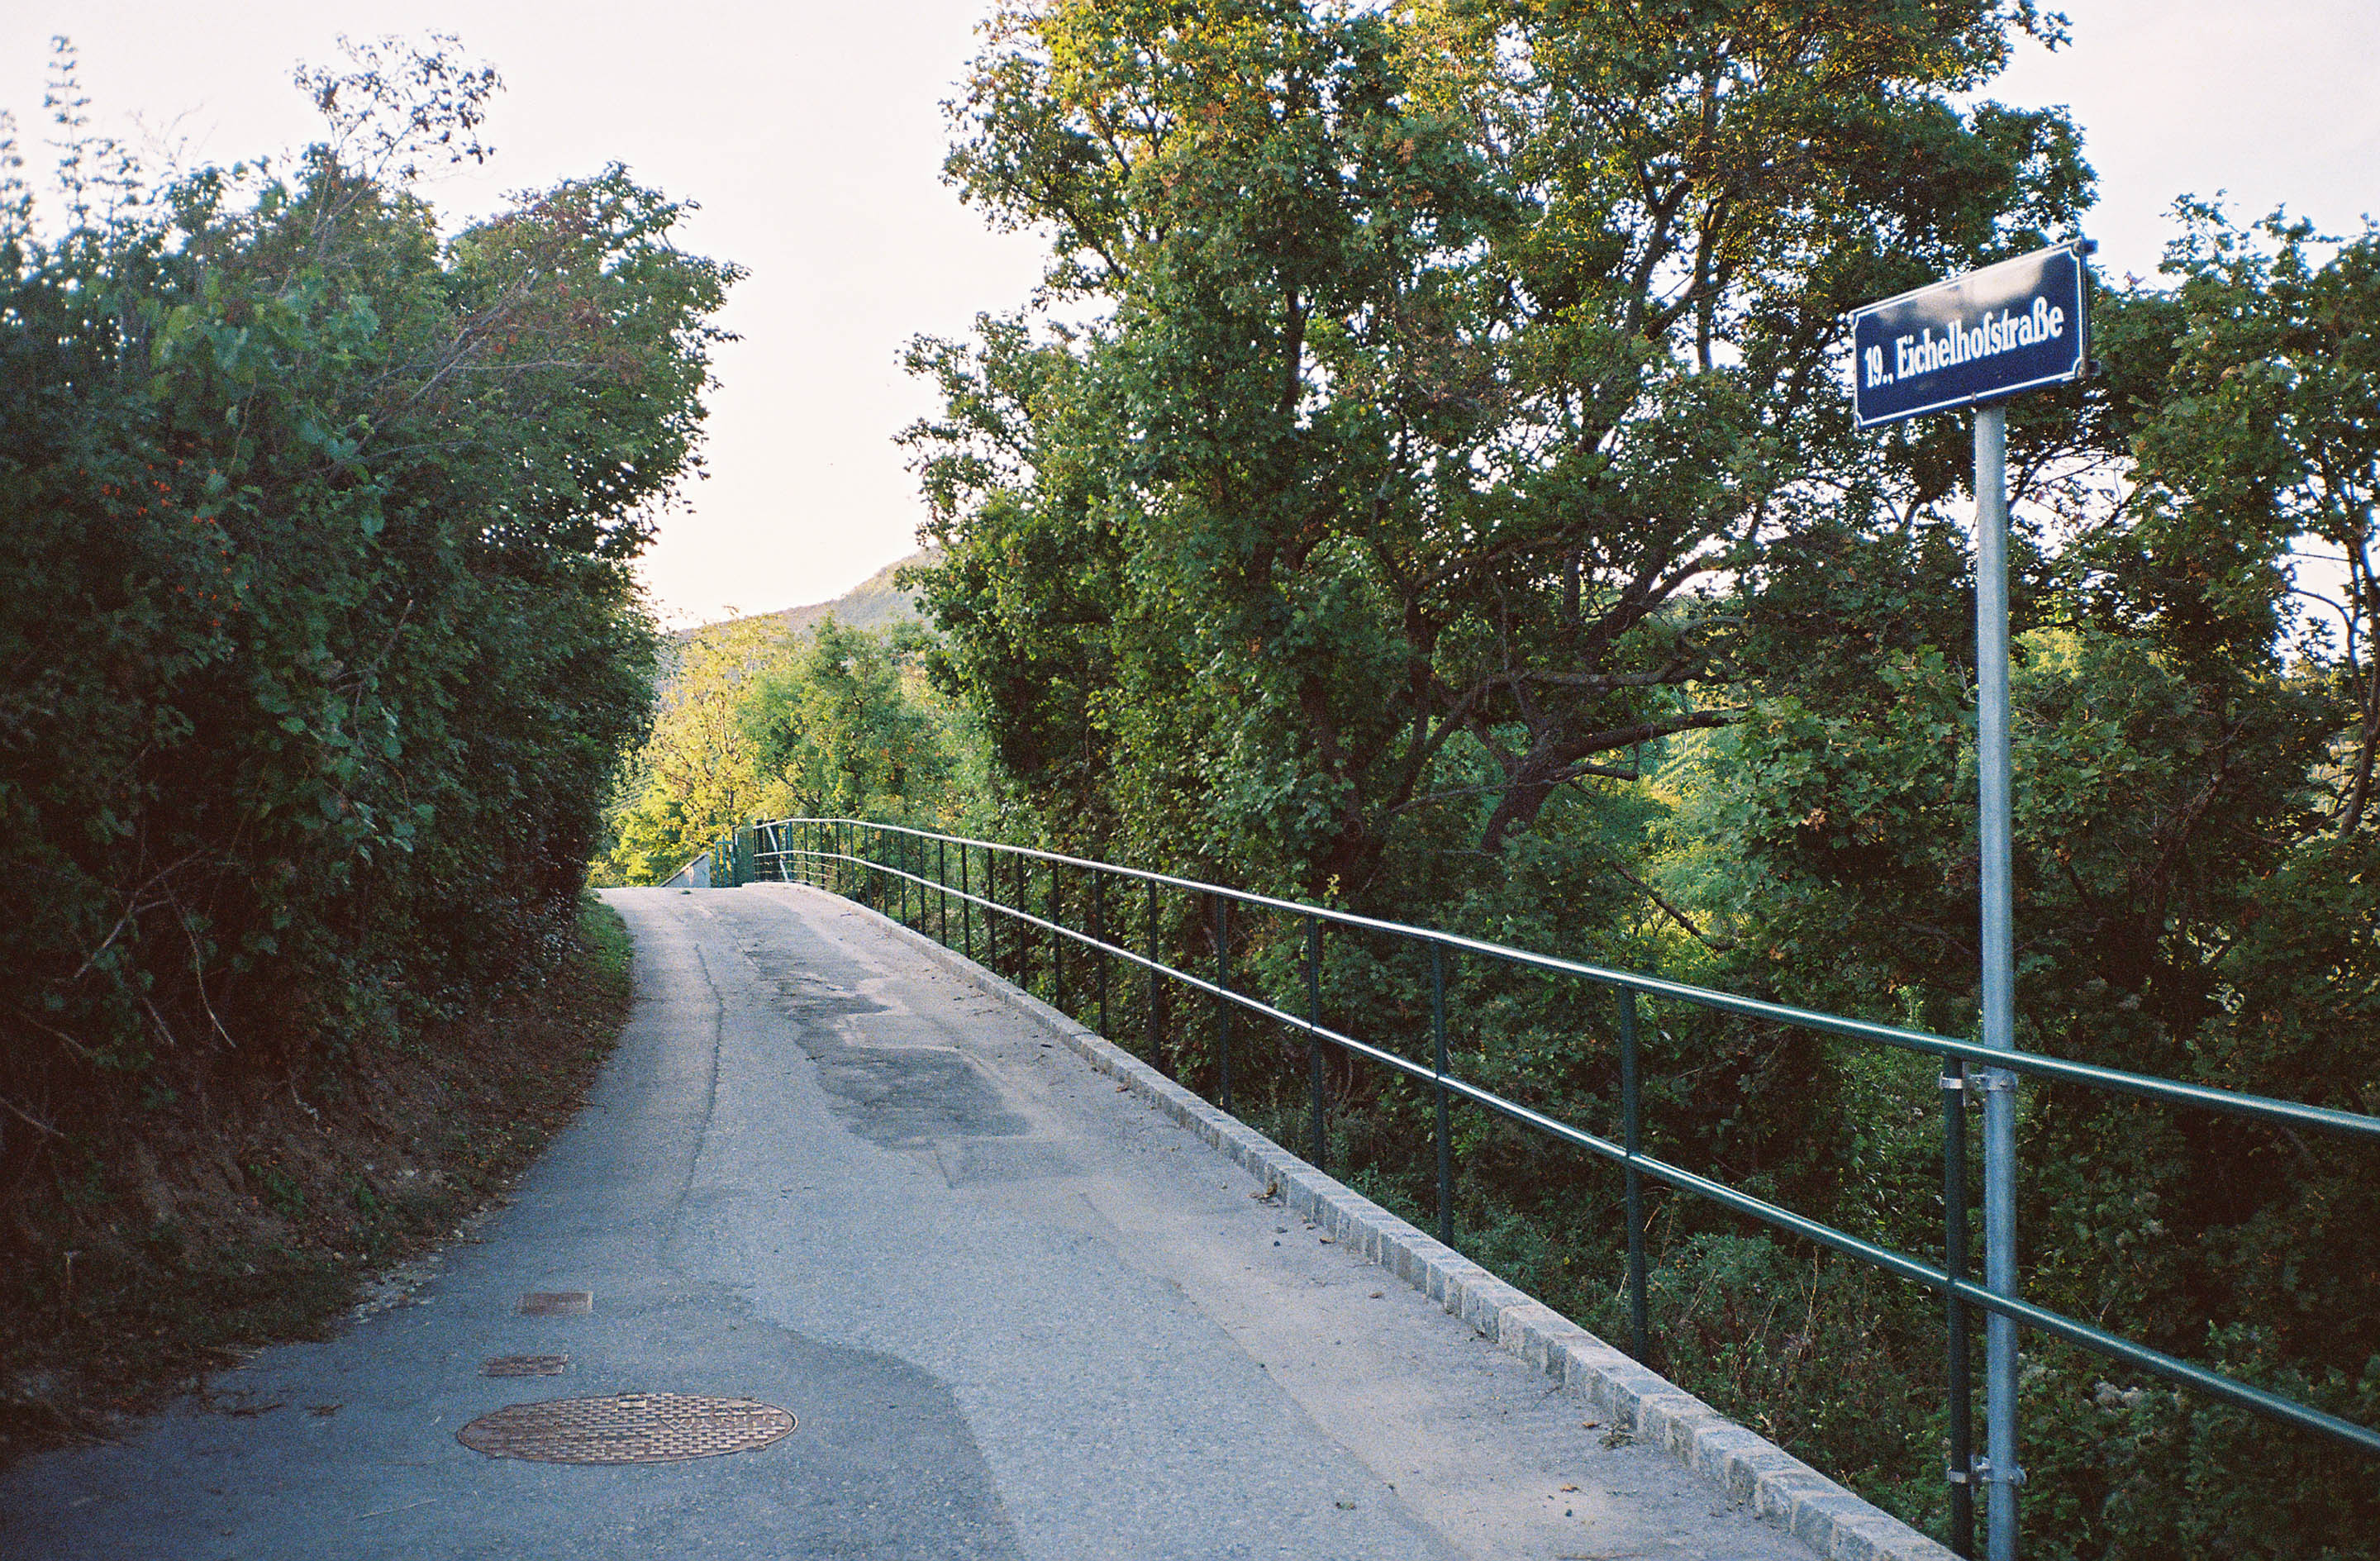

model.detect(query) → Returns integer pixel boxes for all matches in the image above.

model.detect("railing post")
[1050,860,1064,1015]
[1214,893,1231,1114]
[1621,988,1649,1364]
[1432,943,1453,1246]
[1146,878,1161,1064]
[1094,872,1110,1038]
[959,841,973,958]
[1307,915,1326,1172]
[987,845,999,967]
[938,836,949,945]
[1945,1059,1976,1558]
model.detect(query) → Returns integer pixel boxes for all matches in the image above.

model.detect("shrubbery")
[0,40,735,1196]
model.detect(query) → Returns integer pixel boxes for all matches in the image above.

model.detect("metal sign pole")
[1973,404,2023,1561]
[1852,243,2085,1560]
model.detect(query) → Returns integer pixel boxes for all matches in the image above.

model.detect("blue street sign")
[1850,243,2090,427]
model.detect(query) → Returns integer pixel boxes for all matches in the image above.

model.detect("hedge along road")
[0,883,1817,1561]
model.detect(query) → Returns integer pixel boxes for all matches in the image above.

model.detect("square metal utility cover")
[483,1354,571,1377]
[519,1292,593,1316]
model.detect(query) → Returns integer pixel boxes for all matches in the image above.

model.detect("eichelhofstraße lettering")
[1850,243,2090,427]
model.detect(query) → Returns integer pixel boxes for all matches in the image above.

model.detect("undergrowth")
[0,897,635,1468]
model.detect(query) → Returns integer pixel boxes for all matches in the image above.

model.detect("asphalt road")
[0,883,1815,1561]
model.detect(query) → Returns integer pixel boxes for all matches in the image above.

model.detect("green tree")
[2117,206,2380,831]
[745,619,959,821]
[907,0,2089,901]
[602,617,786,883]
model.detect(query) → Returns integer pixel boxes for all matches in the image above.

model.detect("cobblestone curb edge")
[812,885,1957,1561]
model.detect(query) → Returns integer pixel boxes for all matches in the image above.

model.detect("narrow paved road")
[1,883,1813,1560]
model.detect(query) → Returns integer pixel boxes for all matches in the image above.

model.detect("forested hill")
[678,551,930,641]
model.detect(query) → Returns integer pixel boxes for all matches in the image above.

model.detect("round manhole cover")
[456,1392,795,1464]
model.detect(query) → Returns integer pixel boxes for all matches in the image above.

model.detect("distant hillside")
[679,551,932,642]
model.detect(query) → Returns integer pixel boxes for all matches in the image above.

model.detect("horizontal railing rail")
[736,815,2380,1554]
[763,819,2378,1141]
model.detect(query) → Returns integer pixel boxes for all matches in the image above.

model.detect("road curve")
[0,882,1814,1560]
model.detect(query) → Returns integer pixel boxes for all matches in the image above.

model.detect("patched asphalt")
[0,883,1816,1561]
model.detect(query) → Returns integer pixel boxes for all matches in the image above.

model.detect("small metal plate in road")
[518,1291,593,1315]
[482,1354,571,1377]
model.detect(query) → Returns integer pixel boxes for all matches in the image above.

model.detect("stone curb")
[797,883,1957,1561]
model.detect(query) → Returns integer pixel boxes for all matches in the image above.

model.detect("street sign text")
[1850,244,2089,427]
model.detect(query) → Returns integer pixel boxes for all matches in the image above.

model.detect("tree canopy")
[906,0,2091,890]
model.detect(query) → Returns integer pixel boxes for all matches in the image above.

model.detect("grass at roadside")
[0,896,637,1468]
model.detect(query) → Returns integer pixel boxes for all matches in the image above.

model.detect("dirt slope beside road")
[0,899,636,1468]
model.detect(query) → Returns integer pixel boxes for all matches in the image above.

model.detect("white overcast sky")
[7,2,2378,626]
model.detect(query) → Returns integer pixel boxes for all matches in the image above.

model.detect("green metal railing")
[661,828,754,891]
[740,816,2380,1555]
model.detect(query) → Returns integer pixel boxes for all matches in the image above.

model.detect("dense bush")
[0,40,735,1196]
